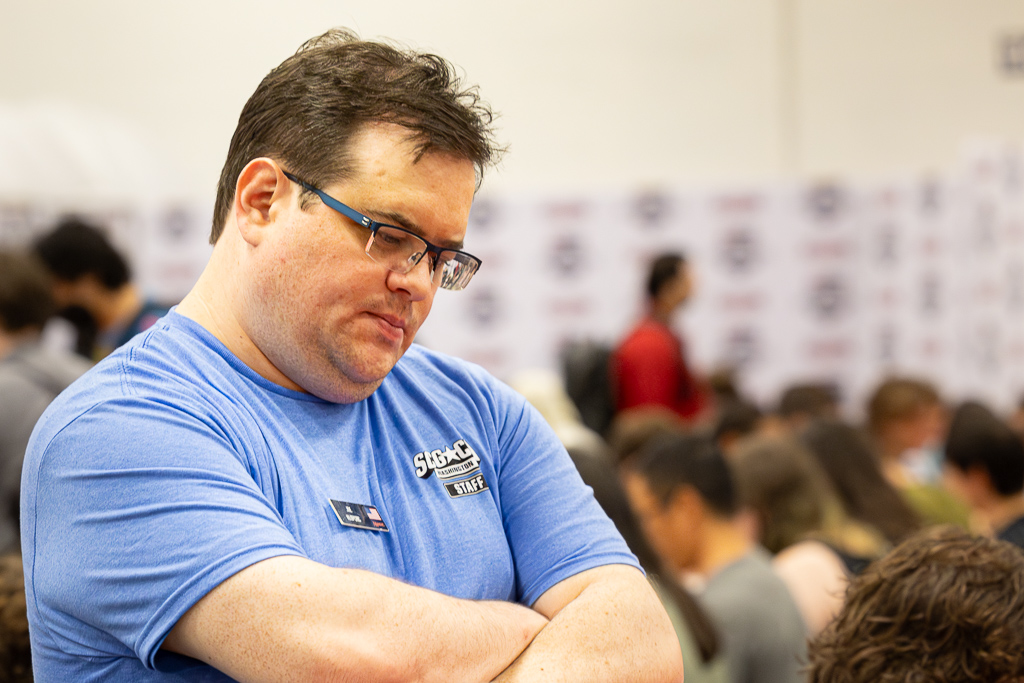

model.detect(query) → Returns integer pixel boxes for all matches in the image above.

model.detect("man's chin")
[318,355,403,402]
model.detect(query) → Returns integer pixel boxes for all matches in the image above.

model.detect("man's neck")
[649,300,674,326]
[176,245,307,395]
[695,516,753,578]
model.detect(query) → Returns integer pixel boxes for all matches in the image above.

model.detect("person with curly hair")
[807,525,1024,683]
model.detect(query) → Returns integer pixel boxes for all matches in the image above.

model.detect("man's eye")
[375,230,404,248]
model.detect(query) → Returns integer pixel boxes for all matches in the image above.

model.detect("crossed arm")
[163,556,683,683]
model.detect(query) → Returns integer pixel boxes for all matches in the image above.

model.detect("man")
[21,29,682,683]
[612,252,707,422]
[623,433,807,683]
[807,526,1024,682]
[866,376,969,527]
[0,251,91,555]
[774,382,840,435]
[943,401,1024,549]
[34,217,171,360]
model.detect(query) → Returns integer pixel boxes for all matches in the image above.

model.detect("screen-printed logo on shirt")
[412,439,490,498]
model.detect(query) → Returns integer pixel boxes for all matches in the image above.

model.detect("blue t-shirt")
[22,311,638,682]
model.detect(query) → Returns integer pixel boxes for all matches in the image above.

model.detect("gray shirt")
[699,547,808,683]
[0,343,91,553]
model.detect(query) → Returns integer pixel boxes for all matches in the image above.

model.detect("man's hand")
[163,555,548,683]
[493,564,684,683]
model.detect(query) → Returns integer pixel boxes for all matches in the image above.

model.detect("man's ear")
[233,158,290,247]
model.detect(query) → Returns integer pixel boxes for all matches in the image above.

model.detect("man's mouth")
[369,311,409,344]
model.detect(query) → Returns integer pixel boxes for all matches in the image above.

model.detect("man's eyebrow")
[371,209,466,250]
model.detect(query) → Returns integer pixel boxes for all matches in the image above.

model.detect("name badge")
[329,499,389,532]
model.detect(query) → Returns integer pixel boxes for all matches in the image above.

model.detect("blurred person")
[560,338,617,437]
[866,376,945,485]
[1007,393,1024,437]
[612,252,710,424]
[0,553,31,682]
[33,217,171,360]
[774,382,840,435]
[0,251,91,555]
[706,366,741,405]
[731,434,886,635]
[807,526,1024,683]
[607,406,687,466]
[800,418,921,546]
[580,448,729,683]
[943,401,1024,549]
[623,433,807,683]
[866,376,969,527]
[713,398,766,456]
[510,369,728,683]
[21,29,682,683]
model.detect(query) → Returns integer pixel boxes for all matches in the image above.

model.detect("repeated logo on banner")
[424,142,1024,414]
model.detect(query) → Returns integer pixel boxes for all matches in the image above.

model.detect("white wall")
[798,0,1024,179]
[10,1,1021,200]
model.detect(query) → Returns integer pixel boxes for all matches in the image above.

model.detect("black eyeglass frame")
[282,171,482,291]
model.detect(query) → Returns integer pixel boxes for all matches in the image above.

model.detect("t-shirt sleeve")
[489,383,640,606]
[23,396,306,670]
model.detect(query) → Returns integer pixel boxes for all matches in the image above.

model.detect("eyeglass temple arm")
[283,172,377,231]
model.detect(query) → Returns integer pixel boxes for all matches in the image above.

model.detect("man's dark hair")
[808,526,1024,683]
[646,253,685,300]
[34,217,130,289]
[945,401,1024,497]
[628,433,736,516]
[713,398,762,443]
[0,251,56,333]
[211,28,502,243]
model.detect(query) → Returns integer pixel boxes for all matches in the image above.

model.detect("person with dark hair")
[623,433,807,683]
[865,376,969,527]
[21,29,682,683]
[713,398,765,455]
[33,217,171,359]
[800,418,921,547]
[612,252,708,422]
[0,251,91,555]
[807,526,1024,683]
[943,401,1024,549]
[775,382,839,434]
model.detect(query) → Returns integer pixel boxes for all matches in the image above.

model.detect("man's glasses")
[283,171,481,291]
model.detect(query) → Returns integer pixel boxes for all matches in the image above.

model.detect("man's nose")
[385,256,434,301]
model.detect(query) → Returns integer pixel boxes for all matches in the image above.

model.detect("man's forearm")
[492,565,684,683]
[164,555,547,683]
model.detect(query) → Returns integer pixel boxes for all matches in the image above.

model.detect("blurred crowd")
[2,231,1024,680]
[519,251,1024,682]
[0,218,173,680]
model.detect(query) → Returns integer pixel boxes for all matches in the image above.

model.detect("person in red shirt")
[613,252,707,421]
